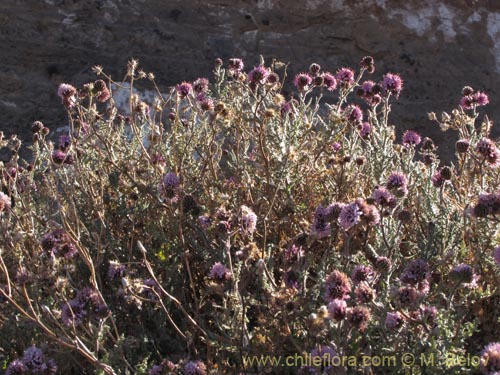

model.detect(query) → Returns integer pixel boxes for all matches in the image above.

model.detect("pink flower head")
[351,265,374,284]
[324,270,351,301]
[431,170,444,188]
[192,78,209,94]
[176,82,192,98]
[57,83,77,108]
[473,91,489,106]
[339,202,361,230]
[344,104,363,123]
[460,91,489,109]
[241,205,257,234]
[322,72,337,91]
[385,312,403,330]
[293,72,312,91]
[373,187,396,207]
[184,360,207,375]
[481,342,500,374]
[311,204,331,239]
[0,192,11,212]
[382,73,403,98]
[248,66,270,85]
[228,58,244,74]
[402,130,421,147]
[328,299,347,321]
[336,67,355,88]
[158,172,180,199]
[209,262,232,281]
[386,172,408,196]
[198,215,212,230]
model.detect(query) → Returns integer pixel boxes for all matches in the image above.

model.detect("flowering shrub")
[0,55,499,374]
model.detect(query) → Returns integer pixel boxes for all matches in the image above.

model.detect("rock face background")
[1,0,499,161]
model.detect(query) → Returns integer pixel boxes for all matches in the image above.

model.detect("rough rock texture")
[1,0,499,162]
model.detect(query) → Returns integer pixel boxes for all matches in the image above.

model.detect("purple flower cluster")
[338,199,379,230]
[93,79,111,102]
[305,345,338,374]
[184,360,207,375]
[148,359,176,375]
[41,229,77,259]
[402,130,421,147]
[159,172,180,199]
[51,149,74,165]
[240,205,257,234]
[475,138,500,168]
[6,346,57,375]
[0,191,11,212]
[343,104,363,124]
[356,80,382,106]
[459,89,489,109]
[176,82,192,99]
[248,66,270,85]
[450,263,475,284]
[324,270,351,302]
[372,187,396,208]
[481,342,500,374]
[339,202,361,230]
[148,359,175,375]
[386,171,409,197]
[208,262,232,282]
[400,259,430,286]
[293,73,313,92]
[351,265,374,284]
[347,305,371,331]
[358,121,372,138]
[108,261,126,280]
[192,77,209,94]
[328,299,347,321]
[311,204,332,239]
[385,312,404,330]
[61,286,108,326]
[336,67,355,88]
[471,192,500,218]
[382,73,403,98]
[227,58,244,77]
